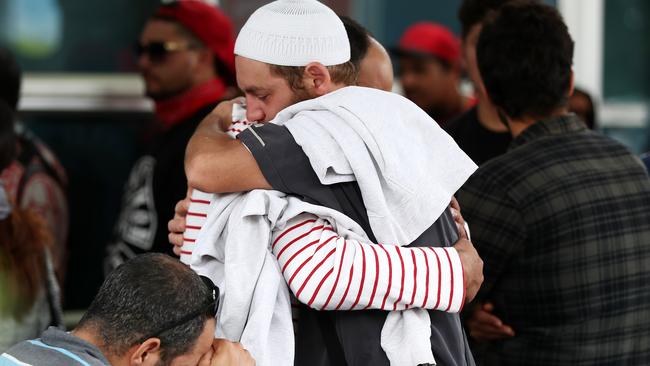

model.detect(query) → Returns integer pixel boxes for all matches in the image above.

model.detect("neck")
[154,78,226,128]
[325,82,348,94]
[437,88,466,123]
[506,107,570,138]
[476,99,508,132]
[71,327,125,366]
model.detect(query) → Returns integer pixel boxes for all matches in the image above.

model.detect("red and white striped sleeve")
[181,191,214,258]
[271,213,466,313]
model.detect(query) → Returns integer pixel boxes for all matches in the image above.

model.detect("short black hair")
[0,100,16,170]
[340,16,371,71]
[477,1,574,120]
[458,0,513,39]
[77,253,214,363]
[0,48,22,110]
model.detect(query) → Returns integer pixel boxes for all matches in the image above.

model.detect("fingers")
[168,215,186,248]
[168,198,190,250]
[454,238,484,302]
[173,244,182,257]
[456,220,468,240]
[211,98,244,131]
[450,196,461,212]
[466,303,515,341]
[169,232,184,250]
[198,346,214,366]
[168,214,186,234]
[176,198,190,216]
[211,339,256,366]
[450,197,468,239]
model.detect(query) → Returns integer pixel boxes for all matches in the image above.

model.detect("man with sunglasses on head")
[1,253,254,366]
[105,1,237,274]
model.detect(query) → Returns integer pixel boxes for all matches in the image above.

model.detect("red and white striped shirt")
[272,213,466,312]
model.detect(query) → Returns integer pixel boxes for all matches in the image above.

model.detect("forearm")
[272,214,465,312]
[185,113,271,193]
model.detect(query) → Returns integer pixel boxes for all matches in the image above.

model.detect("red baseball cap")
[395,22,461,66]
[156,0,236,81]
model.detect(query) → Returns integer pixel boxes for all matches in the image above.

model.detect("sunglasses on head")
[134,41,195,63]
[138,275,219,342]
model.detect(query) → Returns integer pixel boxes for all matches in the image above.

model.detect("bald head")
[357,37,394,92]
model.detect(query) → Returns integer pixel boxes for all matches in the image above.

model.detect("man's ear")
[129,338,162,366]
[568,69,575,97]
[302,62,332,97]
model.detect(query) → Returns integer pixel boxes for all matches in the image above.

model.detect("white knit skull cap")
[234,0,351,66]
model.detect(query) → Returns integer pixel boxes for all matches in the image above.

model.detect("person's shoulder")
[641,152,650,172]
[460,148,528,201]
[445,106,477,135]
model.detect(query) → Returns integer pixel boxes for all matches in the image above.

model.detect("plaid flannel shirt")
[458,114,650,366]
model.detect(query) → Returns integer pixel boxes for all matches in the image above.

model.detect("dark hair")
[0,48,21,110]
[477,1,574,120]
[340,16,371,71]
[0,199,52,320]
[77,253,213,363]
[0,100,16,169]
[151,16,236,87]
[458,0,514,39]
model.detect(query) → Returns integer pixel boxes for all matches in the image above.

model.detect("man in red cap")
[104,0,237,273]
[394,22,473,126]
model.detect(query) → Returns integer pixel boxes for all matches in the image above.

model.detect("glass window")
[0,0,159,72]
[603,0,650,101]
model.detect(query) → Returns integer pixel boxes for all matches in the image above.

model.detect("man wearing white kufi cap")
[183,1,481,365]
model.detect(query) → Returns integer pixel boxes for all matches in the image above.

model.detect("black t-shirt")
[445,106,512,166]
[105,103,217,271]
[239,123,475,366]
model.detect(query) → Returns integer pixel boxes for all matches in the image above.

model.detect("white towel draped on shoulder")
[273,86,477,246]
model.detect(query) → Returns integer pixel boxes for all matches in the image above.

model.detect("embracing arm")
[185,99,271,193]
[272,212,482,312]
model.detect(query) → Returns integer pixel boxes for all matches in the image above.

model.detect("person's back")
[457,2,650,364]
[641,151,650,172]
[468,118,650,346]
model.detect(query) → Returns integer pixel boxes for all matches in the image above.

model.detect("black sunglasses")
[134,41,195,63]
[138,275,219,342]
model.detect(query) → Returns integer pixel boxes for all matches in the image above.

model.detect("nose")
[137,53,151,71]
[400,70,416,90]
[245,97,265,122]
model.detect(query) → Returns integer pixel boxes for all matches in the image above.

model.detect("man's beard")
[290,86,313,106]
[145,77,194,102]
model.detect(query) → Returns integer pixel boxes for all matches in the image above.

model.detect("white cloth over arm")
[190,191,294,366]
